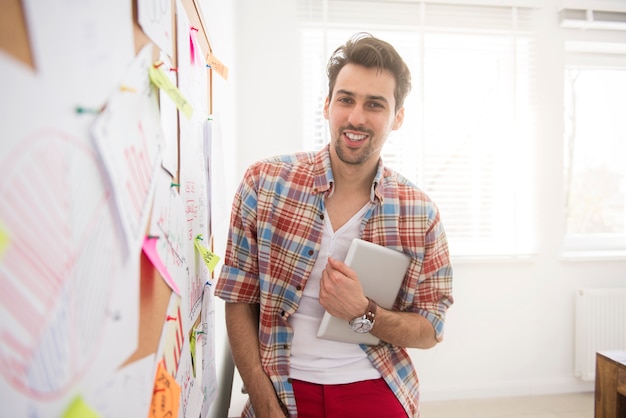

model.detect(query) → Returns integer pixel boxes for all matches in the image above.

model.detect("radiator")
[575,288,626,381]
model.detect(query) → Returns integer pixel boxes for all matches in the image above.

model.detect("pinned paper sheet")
[149,64,193,119]
[143,235,181,295]
[62,395,101,418]
[194,235,220,272]
[158,295,185,377]
[150,361,181,418]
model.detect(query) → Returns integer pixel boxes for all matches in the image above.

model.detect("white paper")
[201,283,218,417]
[155,293,186,377]
[176,0,210,333]
[157,53,179,176]
[203,118,214,241]
[22,0,135,108]
[0,52,139,418]
[149,167,190,295]
[176,330,204,418]
[138,0,174,57]
[85,354,155,418]
[92,44,163,256]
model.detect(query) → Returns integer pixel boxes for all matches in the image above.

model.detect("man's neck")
[329,155,378,197]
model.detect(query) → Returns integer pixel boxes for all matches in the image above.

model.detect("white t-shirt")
[288,205,381,384]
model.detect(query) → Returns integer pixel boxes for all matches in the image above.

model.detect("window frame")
[562,37,626,254]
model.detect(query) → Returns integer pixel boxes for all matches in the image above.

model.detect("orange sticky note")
[206,52,229,80]
[150,362,181,418]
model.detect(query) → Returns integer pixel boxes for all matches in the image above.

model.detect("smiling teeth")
[346,132,367,141]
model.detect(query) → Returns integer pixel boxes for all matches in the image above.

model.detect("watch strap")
[364,297,377,323]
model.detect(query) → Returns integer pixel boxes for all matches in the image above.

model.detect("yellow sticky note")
[189,327,197,378]
[149,65,193,119]
[62,396,101,418]
[194,237,220,272]
[0,223,9,260]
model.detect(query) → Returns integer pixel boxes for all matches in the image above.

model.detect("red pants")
[292,378,408,418]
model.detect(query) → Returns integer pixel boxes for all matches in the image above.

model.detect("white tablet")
[316,239,411,345]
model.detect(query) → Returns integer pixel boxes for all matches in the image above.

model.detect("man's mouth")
[344,131,368,142]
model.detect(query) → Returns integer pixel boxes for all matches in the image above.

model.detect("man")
[215,33,453,417]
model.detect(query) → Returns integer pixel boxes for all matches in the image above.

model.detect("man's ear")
[323,96,330,119]
[393,107,405,130]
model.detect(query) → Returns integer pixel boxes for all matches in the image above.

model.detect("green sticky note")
[189,328,197,378]
[149,65,193,119]
[62,396,101,418]
[194,238,220,272]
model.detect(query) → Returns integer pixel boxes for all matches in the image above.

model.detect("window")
[298,1,538,256]
[564,41,626,252]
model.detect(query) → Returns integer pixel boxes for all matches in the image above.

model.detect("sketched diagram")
[0,129,122,400]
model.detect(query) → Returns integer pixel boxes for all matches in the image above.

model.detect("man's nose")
[347,105,367,127]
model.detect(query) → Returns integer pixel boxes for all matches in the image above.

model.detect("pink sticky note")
[142,236,180,294]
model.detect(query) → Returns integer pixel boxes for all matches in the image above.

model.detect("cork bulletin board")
[0,0,228,416]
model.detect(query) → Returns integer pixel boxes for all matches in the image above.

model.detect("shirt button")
[296,285,302,291]
[320,213,325,220]
[280,310,286,317]
[307,249,314,256]
[283,344,289,350]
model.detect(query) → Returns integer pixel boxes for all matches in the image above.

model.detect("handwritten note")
[91,43,162,255]
[138,0,174,57]
[150,362,181,418]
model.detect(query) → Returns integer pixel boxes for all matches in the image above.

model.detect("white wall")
[233,0,303,178]
[215,0,626,414]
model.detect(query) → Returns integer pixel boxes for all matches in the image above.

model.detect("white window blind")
[298,0,538,256]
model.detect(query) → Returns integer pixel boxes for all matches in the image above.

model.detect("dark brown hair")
[327,32,412,112]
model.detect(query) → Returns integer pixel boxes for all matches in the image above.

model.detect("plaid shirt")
[215,146,453,418]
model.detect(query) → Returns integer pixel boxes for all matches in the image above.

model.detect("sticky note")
[194,237,220,272]
[142,236,181,295]
[62,396,101,418]
[189,328,197,378]
[206,52,229,80]
[149,65,193,119]
[150,362,181,418]
[0,223,8,260]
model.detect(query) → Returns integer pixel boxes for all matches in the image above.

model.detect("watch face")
[350,317,373,333]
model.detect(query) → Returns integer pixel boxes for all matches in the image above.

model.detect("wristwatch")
[349,297,377,333]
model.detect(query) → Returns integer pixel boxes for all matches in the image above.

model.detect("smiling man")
[215,33,453,418]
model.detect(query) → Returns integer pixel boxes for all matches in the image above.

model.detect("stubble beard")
[333,126,376,166]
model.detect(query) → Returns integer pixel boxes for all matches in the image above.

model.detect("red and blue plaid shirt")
[216,145,453,417]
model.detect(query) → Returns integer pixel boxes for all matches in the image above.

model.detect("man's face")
[324,63,404,167]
